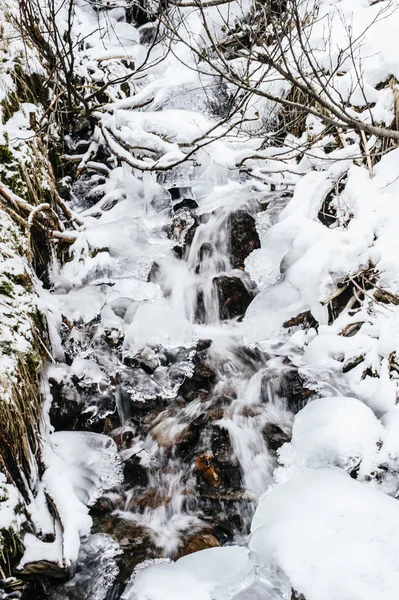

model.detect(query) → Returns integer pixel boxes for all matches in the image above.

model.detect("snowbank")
[20,431,122,568]
[122,545,290,600]
[250,467,399,600]
[275,396,383,481]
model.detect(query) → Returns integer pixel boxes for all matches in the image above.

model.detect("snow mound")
[123,302,197,354]
[21,432,122,567]
[244,279,307,342]
[244,248,281,291]
[122,545,289,600]
[275,396,383,481]
[57,286,105,323]
[249,467,399,600]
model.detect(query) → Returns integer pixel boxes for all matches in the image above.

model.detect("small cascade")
[48,178,312,599]
[152,201,258,325]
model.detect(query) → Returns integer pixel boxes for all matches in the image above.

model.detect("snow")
[70,358,108,385]
[250,467,399,600]
[275,396,383,481]
[20,431,122,567]
[57,286,105,323]
[0,474,24,533]
[123,546,257,600]
[123,302,197,355]
[6,0,399,593]
[244,279,308,342]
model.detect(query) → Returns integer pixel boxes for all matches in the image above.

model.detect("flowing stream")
[46,170,309,600]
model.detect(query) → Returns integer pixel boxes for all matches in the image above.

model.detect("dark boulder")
[261,367,314,413]
[175,416,204,461]
[48,378,118,434]
[228,211,260,269]
[48,379,82,432]
[134,488,171,511]
[179,345,216,397]
[90,496,116,517]
[262,422,290,453]
[103,516,158,583]
[213,276,255,320]
[211,426,242,490]
[173,198,198,212]
[103,516,155,555]
[123,455,149,488]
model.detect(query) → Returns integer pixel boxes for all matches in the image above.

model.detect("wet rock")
[48,379,82,431]
[207,395,232,421]
[135,488,171,510]
[123,455,149,488]
[283,310,319,331]
[103,516,158,583]
[151,420,181,449]
[83,393,118,428]
[198,242,213,262]
[115,369,167,421]
[278,369,314,412]
[163,345,192,364]
[175,423,198,450]
[179,346,216,396]
[0,578,24,598]
[197,339,212,352]
[210,427,237,460]
[175,418,204,461]
[17,561,67,580]
[173,198,198,212]
[102,414,122,435]
[195,454,220,487]
[126,2,155,27]
[232,345,269,373]
[185,492,251,535]
[195,289,206,323]
[178,532,220,558]
[211,519,236,545]
[291,592,307,600]
[213,276,255,320]
[103,517,155,553]
[239,405,263,418]
[110,426,134,451]
[168,187,182,200]
[167,186,193,201]
[49,375,118,434]
[148,261,161,284]
[90,496,125,537]
[211,426,242,490]
[262,422,290,453]
[342,354,364,373]
[261,366,314,413]
[228,211,260,269]
[89,496,116,517]
[208,406,226,421]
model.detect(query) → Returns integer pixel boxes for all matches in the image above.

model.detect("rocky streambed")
[38,164,316,600]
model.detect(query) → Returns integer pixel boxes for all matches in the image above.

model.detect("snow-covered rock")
[275,396,383,481]
[250,467,399,600]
